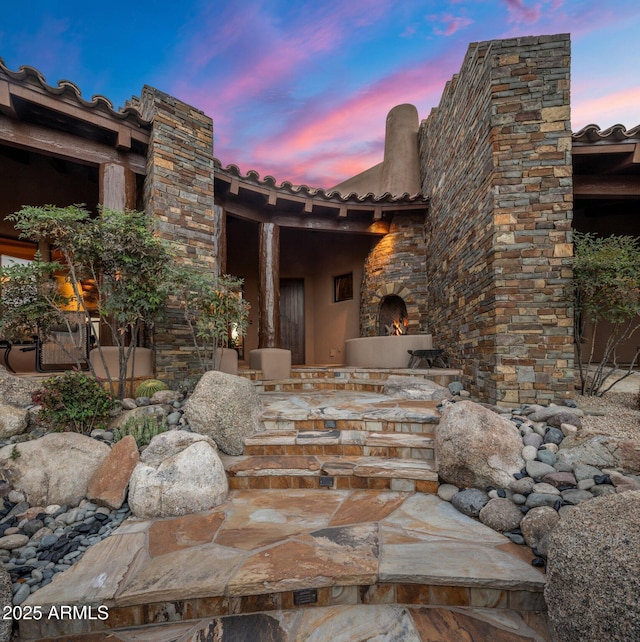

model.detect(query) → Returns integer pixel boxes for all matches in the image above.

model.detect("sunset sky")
[2,1,639,187]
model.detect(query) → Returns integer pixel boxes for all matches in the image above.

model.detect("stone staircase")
[222,366,462,494]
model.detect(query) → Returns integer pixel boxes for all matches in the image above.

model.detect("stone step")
[245,429,435,461]
[222,454,439,493]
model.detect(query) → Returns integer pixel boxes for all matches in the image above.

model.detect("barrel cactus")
[135,379,168,399]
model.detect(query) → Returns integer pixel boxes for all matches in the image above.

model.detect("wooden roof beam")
[573,175,640,199]
[0,117,147,174]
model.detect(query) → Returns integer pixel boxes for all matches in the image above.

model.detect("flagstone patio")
[21,489,548,641]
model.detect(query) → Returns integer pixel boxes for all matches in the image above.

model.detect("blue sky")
[1,0,639,186]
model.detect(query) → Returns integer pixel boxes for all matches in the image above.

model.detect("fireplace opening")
[378,295,408,336]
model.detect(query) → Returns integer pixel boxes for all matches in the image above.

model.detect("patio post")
[99,162,136,210]
[258,221,280,348]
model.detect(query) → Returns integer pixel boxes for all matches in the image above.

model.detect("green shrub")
[113,414,169,448]
[32,371,113,434]
[135,379,168,399]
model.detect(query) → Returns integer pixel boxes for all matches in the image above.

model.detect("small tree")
[174,268,250,372]
[572,231,640,395]
[5,205,172,397]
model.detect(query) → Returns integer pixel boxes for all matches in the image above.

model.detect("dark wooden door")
[280,278,305,364]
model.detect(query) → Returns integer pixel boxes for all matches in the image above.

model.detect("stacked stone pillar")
[139,87,216,381]
[419,34,574,405]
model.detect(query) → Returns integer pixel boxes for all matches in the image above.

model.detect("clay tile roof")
[0,57,150,127]
[573,123,640,144]
[214,159,428,204]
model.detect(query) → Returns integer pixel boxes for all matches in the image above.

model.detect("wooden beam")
[268,191,277,206]
[574,175,640,199]
[0,81,16,117]
[116,126,131,151]
[0,116,147,174]
[258,222,280,348]
[8,84,149,145]
[634,143,640,164]
[222,200,389,234]
[572,143,637,155]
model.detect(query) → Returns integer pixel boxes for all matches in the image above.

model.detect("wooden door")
[280,278,305,364]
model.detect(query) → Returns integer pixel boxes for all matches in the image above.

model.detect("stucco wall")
[419,34,574,405]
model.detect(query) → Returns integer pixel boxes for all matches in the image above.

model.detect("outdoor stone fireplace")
[378,294,408,335]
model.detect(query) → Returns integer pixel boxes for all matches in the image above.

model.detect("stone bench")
[249,348,291,380]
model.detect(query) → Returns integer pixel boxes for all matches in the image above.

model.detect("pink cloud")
[432,13,474,36]
[572,86,640,130]
[504,0,541,24]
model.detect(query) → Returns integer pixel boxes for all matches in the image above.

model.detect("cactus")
[135,379,168,399]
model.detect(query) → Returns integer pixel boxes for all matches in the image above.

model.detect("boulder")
[87,435,140,509]
[435,401,524,489]
[0,403,28,439]
[545,491,640,642]
[0,433,110,505]
[183,371,264,455]
[0,366,39,408]
[128,431,228,518]
[383,376,451,401]
[557,434,640,474]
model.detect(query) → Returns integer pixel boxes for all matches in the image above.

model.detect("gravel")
[576,392,640,440]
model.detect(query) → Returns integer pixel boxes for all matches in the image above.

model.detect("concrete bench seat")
[249,348,291,380]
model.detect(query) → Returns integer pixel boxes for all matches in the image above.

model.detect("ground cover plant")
[32,371,113,434]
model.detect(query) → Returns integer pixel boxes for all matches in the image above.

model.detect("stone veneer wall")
[360,212,429,336]
[139,87,217,381]
[419,34,574,405]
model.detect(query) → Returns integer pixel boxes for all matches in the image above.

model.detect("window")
[334,273,353,302]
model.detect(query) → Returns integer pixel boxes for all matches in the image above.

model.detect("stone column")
[258,222,280,348]
[99,163,136,210]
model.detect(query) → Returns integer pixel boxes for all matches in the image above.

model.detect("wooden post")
[258,222,280,348]
[99,162,136,210]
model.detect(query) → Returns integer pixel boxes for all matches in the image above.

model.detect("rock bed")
[437,398,640,567]
[0,493,130,605]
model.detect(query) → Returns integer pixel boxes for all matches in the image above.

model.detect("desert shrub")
[135,379,168,399]
[113,414,169,448]
[32,371,113,434]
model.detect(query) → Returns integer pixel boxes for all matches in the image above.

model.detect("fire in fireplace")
[378,294,408,336]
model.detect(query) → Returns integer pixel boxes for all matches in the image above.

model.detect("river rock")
[546,412,582,430]
[435,401,524,489]
[520,506,560,550]
[478,498,522,532]
[545,491,640,642]
[183,371,264,455]
[528,406,584,422]
[450,488,489,518]
[0,433,110,505]
[525,460,556,479]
